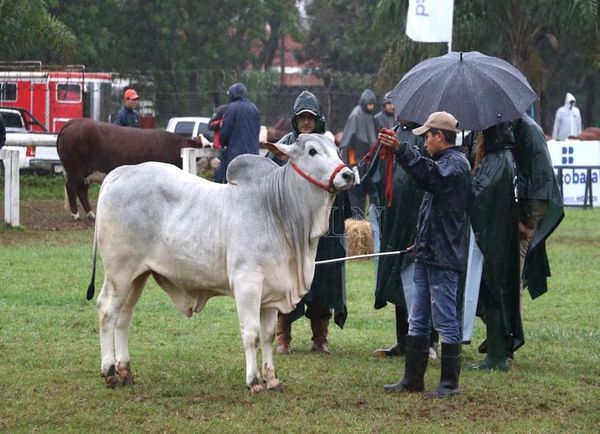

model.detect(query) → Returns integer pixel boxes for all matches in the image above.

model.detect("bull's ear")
[261,141,290,160]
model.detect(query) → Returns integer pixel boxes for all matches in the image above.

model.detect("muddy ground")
[1,199,95,232]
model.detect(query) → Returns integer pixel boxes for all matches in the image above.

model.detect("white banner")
[547,140,600,206]
[406,0,454,43]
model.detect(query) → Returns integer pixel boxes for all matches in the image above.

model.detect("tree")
[0,0,77,61]
[301,0,390,73]
[374,0,600,131]
[253,0,304,72]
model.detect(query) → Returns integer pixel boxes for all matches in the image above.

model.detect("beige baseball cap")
[412,111,460,136]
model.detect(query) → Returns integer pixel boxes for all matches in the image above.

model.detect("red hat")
[124,89,140,100]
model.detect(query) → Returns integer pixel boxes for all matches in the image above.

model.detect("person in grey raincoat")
[469,122,523,371]
[374,93,395,131]
[268,90,351,354]
[552,92,582,140]
[341,89,377,218]
[215,83,260,183]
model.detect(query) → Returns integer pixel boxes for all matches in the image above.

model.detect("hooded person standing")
[513,115,564,299]
[468,122,523,371]
[374,93,396,131]
[341,89,377,218]
[552,92,582,140]
[215,83,260,183]
[268,90,351,354]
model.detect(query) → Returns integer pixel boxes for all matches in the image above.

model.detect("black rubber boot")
[430,343,461,397]
[383,335,429,392]
[469,307,510,371]
[373,307,408,357]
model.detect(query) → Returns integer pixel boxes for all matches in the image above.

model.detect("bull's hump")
[227,154,278,186]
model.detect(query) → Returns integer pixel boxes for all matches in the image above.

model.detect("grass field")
[1,175,599,433]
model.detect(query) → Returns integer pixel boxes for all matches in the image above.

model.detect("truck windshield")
[1,111,23,129]
[173,121,195,137]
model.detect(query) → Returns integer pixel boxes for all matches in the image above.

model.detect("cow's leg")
[65,181,80,220]
[114,273,148,386]
[232,272,264,394]
[77,181,95,219]
[97,275,137,388]
[260,306,282,391]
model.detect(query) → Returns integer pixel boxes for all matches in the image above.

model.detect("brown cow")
[569,127,600,141]
[57,119,201,220]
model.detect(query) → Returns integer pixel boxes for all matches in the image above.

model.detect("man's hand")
[378,128,400,151]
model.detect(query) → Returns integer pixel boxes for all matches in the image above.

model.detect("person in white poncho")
[552,92,582,140]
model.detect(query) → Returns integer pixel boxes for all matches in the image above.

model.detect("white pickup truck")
[1,107,62,174]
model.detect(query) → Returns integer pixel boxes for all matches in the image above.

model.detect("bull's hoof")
[116,362,134,386]
[71,212,81,221]
[102,365,120,388]
[266,380,283,392]
[249,384,265,394]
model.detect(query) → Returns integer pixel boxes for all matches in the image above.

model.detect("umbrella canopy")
[389,51,537,131]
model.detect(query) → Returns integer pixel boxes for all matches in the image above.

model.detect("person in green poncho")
[268,90,351,355]
[469,123,523,371]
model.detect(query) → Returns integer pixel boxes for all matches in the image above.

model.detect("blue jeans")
[408,262,461,344]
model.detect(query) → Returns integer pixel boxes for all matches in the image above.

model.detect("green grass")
[1,192,599,432]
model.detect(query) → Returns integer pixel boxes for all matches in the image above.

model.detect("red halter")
[290,162,348,193]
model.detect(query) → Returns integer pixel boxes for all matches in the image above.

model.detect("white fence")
[0,149,20,226]
[1,147,221,227]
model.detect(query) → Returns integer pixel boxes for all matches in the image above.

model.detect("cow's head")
[264,133,354,192]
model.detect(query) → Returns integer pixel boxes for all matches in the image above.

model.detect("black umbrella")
[389,51,537,131]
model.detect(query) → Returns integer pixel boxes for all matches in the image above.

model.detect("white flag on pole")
[406,0,454,43]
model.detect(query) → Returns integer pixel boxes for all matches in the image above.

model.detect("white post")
[181,148,198,175]
[1,149,20,226]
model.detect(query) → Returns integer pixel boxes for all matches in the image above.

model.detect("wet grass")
[0,189,599,432]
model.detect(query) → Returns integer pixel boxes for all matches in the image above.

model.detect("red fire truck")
[0,61,113,133]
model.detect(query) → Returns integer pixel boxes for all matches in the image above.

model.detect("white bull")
[87,133,354,393]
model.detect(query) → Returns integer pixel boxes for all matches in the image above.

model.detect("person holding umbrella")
[378,111,471,398]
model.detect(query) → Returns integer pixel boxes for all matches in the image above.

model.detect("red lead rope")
[380,144,394,207]
[360,128,396,207]
[290,162,348,193]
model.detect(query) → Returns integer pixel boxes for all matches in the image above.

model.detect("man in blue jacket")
[378,111,472,398]
[113,88,140,128]
[215,83,261,183]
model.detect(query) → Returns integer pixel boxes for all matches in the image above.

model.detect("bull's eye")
[309,148,318,156]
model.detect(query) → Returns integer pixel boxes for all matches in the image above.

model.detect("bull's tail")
[87,222,98,301]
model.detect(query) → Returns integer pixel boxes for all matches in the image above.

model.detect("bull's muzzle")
[333,167,355,191]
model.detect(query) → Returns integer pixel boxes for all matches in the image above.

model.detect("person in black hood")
[268,90,351,355]
[341,89,377,218]
[214,83,260,183]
